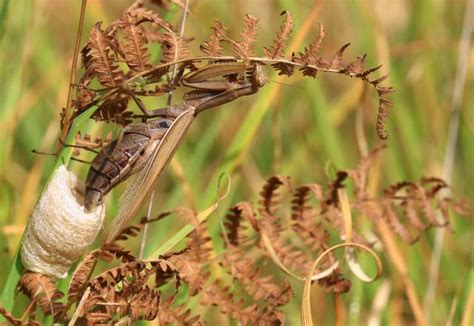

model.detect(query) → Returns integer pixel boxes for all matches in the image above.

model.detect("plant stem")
[59,0,88,151]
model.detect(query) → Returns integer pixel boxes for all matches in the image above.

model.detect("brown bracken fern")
[5,1,473,325]
[5,147,471,324]
[66,0,393,140]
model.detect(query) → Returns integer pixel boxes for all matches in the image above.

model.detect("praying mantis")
[82,62,268,243]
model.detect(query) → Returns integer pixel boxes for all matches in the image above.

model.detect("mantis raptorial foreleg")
[139,63,268,118]
[86,63,268,240]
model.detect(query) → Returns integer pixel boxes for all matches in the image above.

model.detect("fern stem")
[139,0,191,258]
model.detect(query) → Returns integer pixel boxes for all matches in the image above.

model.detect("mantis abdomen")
[84,119,172,211]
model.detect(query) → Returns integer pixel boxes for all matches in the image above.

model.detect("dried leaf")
[330,43,351,69]
[121,14,152,73]
[200,20,226,56]
[128,286,160,322]
[18,272,65,319]
[231,14,260,58]
[67,251,98,304]
[264,11,294,59]
[200,281,284,325]
[271,61,295,76]
[221,247,294,306]
[296,23,326,77]
[84,22,124,88]
[161,31,191,63]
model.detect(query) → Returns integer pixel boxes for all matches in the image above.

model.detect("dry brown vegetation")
[2,146,468,325]
[1,0,473,325]
[67,1,392,138]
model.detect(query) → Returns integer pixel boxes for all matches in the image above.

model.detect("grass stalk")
[424,0,474,322]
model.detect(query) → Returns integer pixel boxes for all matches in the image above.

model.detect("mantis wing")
[102,108,195,244]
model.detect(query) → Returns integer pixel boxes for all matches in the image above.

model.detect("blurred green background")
[1,0,473,324]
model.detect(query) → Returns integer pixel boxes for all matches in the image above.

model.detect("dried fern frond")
[94,92,131,125]
[120,14,152,73]
[80,259,177,323]
[200,280,284,325]
[232,14,260,58]
[343,148,456,242]
[258,175,291,218]
[71,5,394,140]
[224,202,259,246]
[221,246,294,306]
[73,84,96,113]
[110,211,171,243]
[291,185,331,254]
[158,298,200,325]
[126,2,174,31]
[161,31,191,63]
[166,232,211,294]
[264,11,294,59]
[127,286,160,322]
[83,23,124,88]
[200,20,226,57]
[67,250,99,304]
[18,272,65,320]
[13,148,469,324]
[294,23,326,77]
[346,145,386,199]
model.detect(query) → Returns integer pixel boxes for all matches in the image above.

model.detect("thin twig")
[355,83,369,157]
[59,0,88,151]
[140,0,190,256]
[20,298,37,321]
[424,0,474,321]
[166,0,190,108]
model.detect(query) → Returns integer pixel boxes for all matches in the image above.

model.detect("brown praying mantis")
[82,62,268,243]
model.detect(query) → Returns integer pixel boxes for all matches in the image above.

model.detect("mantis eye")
[158,120,171,128]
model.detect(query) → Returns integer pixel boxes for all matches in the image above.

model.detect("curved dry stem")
[260,231,339,282]
[301,242,383,326]
[140,0,190,261]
